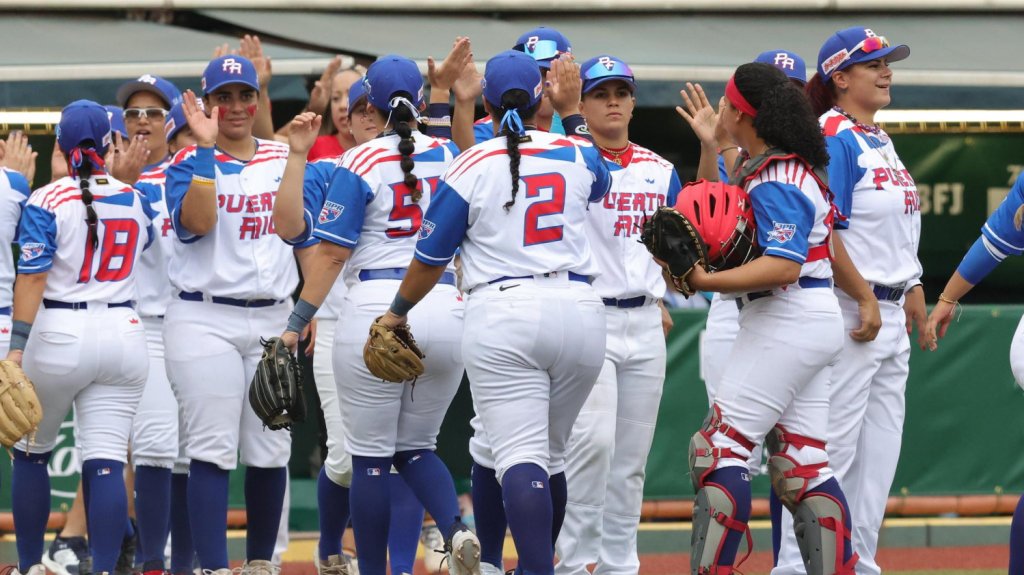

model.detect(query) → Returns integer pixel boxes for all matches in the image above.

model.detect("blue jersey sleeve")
[16,204,57,274]
[717,155,730,182]
[284,160,333,247]
[164,152,202,243]
[549,112,565,135]
[137,189,158,251]
[311,167,372,248]
[4,170,30,240]
[750,181,815,263]
[981,173,1024,257]
[666,169,683,207]
[579,145,612,202]
[414,181,468,266]
[824,134,865,230]
[473,122,493,145]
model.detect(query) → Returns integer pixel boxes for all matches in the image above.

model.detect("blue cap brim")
[204,78,260,95]
[583,76,637,95]
[116,81,174,108]
[845,44,910,70]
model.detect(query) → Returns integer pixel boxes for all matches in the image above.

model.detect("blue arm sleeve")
[957,236,1003,285]
[750,181,815,263]
[824,134,864,230]
[666,169,683,207]
[285,161,332,247]
[414,181,469,266]
[5,170,30,240]
[579,145,612,202]
[980,172,1024,257]
[16,204,57,273]
[311,167,371,248]
[164,153,202,242]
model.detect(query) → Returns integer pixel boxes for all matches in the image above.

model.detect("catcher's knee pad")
[793,491,858,575]
[689,405,756,492]
[765,425,827,511]
[691,484,751,575]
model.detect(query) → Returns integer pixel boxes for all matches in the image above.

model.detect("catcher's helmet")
[674,179,758,271]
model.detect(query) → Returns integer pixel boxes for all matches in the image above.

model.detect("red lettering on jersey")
[239,216,261,239]
[603,192,616,210]
[616,194,630,212]
[632,193,646,212]
[901,169,916,185]
[225,195,245,213]
[646,192,662,210]
[161,218,174,237]
[95,220,141,282]
[260,192,274,213]
[872,168,889,190]
[217,194,227,209]
[904,189,920,214]
[613,215,634,237]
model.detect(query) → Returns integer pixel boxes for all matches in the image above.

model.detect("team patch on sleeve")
[318,200,345,224]
[20,242,45,261]
[767,221,797,244]
[419,219,436,240]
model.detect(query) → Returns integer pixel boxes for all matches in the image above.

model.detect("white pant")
[19,306,148,461]
[774,294,910,575]
[163,299,292,470]
[700,294,739,401]
[1010,314,1024,388]
[132,316,181,469]
[555,303,665,575]
[0,313,11,356]
[313,318,352,486]
[334,280,464,457]
[463,278,606,482]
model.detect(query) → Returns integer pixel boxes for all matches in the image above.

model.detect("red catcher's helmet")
[673,179,758,271]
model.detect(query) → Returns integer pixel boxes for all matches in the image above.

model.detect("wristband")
[560,114,592,142]
[192,174,215,186]
[286,298,320,334]
[938,293,958,305]
[194,146,216,180]
[426,104,451,126]
[389,293,416,317]
[10,319,32,352]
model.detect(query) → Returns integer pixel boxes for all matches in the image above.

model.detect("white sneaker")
[15,565,47,575]
[242,561,278,575]
[42,536,86,575]
[316,556,350,575]
[479,563,503,575]
[420,525,446,574]
[447,528,481,575]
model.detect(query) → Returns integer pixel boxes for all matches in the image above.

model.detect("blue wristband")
[286,298,319,334]
[389,293,416,317]
[560,114,593,142]
[957,236,1002,285]
[10,320,31,352]
[194,146,216,180]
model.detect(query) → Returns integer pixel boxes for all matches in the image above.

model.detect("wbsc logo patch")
[318,201,344,224]
[767,221,796,244]
[21,242,45,261]
[419,219,436,240]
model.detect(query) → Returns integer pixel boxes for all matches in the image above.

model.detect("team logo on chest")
[318,201,344,224]
[767,221,796,244]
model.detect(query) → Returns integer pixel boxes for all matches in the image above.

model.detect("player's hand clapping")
[307,55,343,115]
[109,132,150,185]
[546,54,583,120]
[429,37,473,94]
[676,82,718,148]
[0,131,38,186]
[287,112,322,156]
[182,89,218,148]
[452,45,482,105]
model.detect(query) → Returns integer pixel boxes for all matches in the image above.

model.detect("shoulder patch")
[318,200,345,224]
[20,242,46,261]
[767,221,797,244]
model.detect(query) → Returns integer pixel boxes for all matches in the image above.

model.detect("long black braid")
[73,146,100,249]
[497,90,540,212]
[389,92,421,202]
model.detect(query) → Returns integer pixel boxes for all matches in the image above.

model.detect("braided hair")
[387,91,422,202]
[68,144,102,249]
[496,90,540,212]
[733,63,829,169]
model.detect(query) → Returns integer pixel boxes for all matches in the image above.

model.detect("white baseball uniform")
[773,110,922,575]
[555,143,679,575]
[0,168,30,356]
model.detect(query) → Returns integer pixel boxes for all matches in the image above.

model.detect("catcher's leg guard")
[765,425,827,511]
[793,479,858,575]
[689,405,756,492]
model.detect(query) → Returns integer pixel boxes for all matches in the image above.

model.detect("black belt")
[358,267,457,287]
[736,277,832,311]
[178,291,284,308]
[872,284,906,302]
[43,299,133,310]
[602,295,650,308]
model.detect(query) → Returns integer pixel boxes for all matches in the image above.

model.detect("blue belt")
[736,277,832,311]
[0,306,10,316]
[43,299,133,311]
[489,271,589,285]
[178,291,283,308]
[358,267,457,287]
[602,295,650,308]
[872,283,906,302]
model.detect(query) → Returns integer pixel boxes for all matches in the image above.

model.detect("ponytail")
[804,74,838,119]
[388,92,421,202]
[68,145,102,249]
[495,90,539,212]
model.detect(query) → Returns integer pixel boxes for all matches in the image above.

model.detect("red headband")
[725,76,757,118]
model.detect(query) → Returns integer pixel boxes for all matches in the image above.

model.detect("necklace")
[597,142,631,165]
[832,106,899,171]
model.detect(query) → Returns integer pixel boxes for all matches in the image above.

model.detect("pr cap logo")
[599,56,616,71]
[137,74,158,85]
[222,58,243,74]
[526,35,540,52]
[773,53,796,70]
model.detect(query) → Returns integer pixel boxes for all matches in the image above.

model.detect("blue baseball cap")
[164,98,196,142]
[116,74,181,108]
[754,50,807,84]
[513,26,572,69]
[57,100,112,155]
[201,55,260,95]
[347,77,368,116]
[817,26,910,82]
[363,55,424,111]
[581,55,636,94]
[104,106,129,139]
[483,50,544,110]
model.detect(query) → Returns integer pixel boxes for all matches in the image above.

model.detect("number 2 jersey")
[311,132,459,286]
[413,130,612,290]
[18,174,156,303]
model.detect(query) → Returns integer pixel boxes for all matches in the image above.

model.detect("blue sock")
[770,489,782,565]
[703,467,752,570]
[244,466,287,561]
[82,459,129,574]
[806,478,854,565]
[394,449,460,535]
[388,473,425,575]
[472,463,507,568]
[549,472,567,548]
[317,466,351,561]
[12,449,52,572]
[1010,493,1024,575]
[502,463,553,575]
[188,460,230,570]
[170,472,195,575]
[135,465,172,571]
[351,456,393,575]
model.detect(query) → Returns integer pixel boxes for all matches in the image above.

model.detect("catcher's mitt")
[249,337,307,431]
[364,316,425,383]
[640,207,709,296]
[0,360,43,448]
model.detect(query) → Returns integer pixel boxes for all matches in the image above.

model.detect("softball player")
[163,55,300,575]
[553,55,679,575]
[278,54,476,575]
[681,63,856,575]
[924,170,1024,575]
[0,165,30,356]
[8,100,154,575]
[775,27,922,575]
[368,50,610,575]
[307,65,365,161]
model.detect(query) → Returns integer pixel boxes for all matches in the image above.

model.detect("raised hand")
[452,50,483,105]
[182,89,218,147]
[546,54,582,118]
[109,132,150,185]
[676,82,719,147]
[287,112,323,155]
[308,56,343,115]
[429,37,473,92]
[0,131,38,185]
[240,34,272,89]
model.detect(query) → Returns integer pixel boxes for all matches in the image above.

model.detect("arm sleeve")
[750,181,816,263]
[285,161,332,247]
[666,169,683,207]
[824,135,864,230]
[980,172,1024,257]
[164,151,202,243]
[16,204,57,273]
[311,167,372,248]
[414,181,469,266]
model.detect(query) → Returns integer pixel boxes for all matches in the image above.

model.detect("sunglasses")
[822,35,892,77]
[583,58,635,82]
[513,39,564,62]
[123,107,168,121]
[852,35,890,55]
